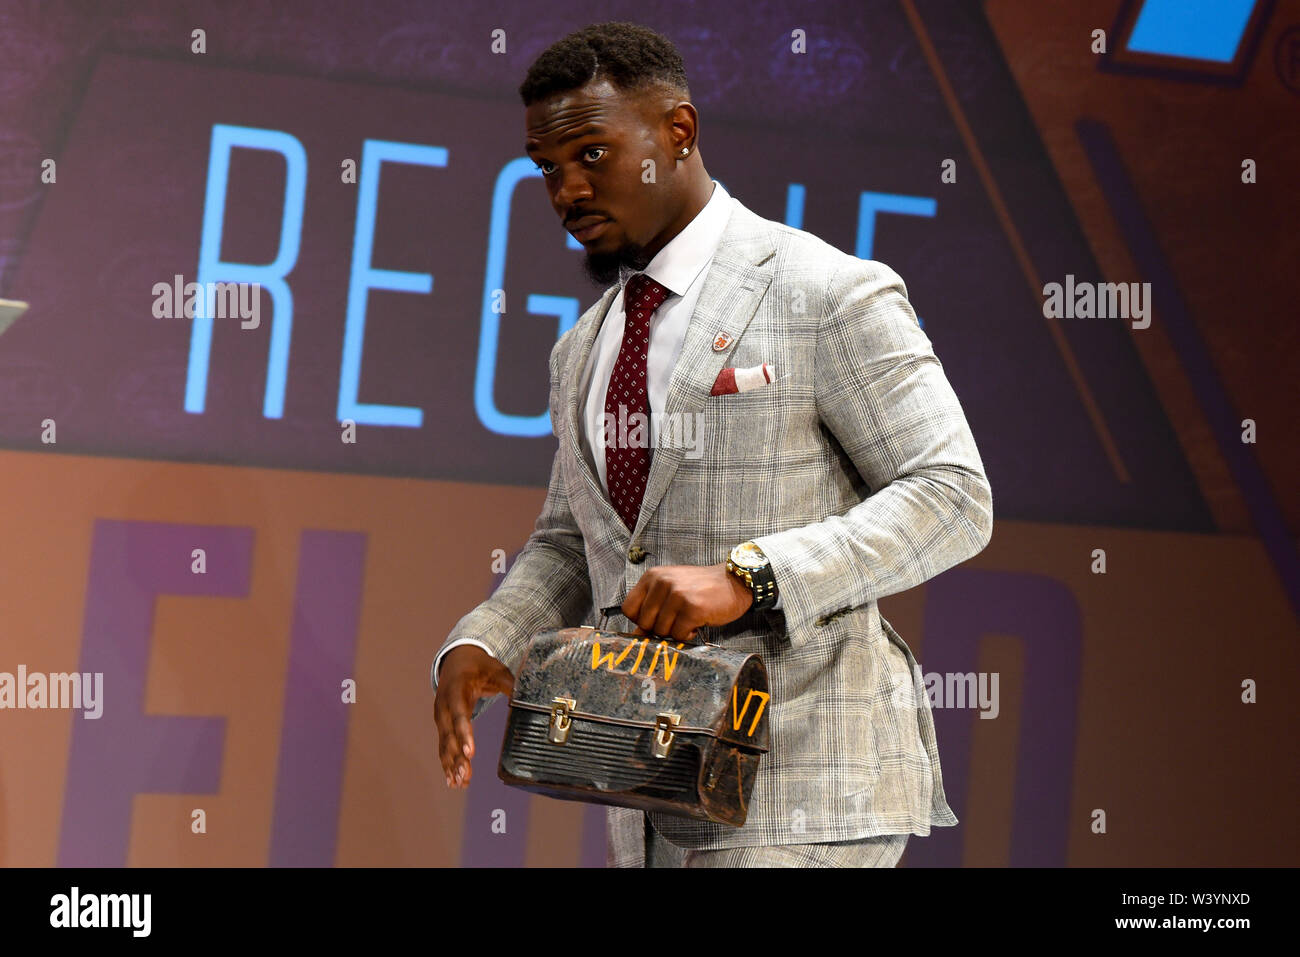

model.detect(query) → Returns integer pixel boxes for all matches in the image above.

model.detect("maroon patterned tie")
[605,272,670,530]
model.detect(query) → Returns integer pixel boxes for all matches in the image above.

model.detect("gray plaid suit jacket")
[432,196,993,861]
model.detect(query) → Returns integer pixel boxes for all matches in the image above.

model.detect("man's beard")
[581,238,651,287]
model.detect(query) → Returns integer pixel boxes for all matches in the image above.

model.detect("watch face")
[731,541,768,571]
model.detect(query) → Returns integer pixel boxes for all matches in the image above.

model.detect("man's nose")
[554,166,593,213]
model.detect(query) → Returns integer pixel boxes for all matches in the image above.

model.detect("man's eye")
[534,150,602,175]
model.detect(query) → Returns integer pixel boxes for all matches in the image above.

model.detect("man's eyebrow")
[524,124,605,154]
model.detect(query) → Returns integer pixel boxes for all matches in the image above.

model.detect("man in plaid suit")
[433,22,992,868]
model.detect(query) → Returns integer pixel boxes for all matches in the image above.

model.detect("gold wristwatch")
[726,541,778,611]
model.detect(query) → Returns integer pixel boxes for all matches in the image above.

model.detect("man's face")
[525,79,680,286]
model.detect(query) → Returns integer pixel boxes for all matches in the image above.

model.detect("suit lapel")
[561,283,622,522]
[633,202,776,538]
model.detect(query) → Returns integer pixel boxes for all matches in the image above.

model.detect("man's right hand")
[434,644,515,789]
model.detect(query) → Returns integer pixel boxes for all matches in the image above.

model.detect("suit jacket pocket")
[706,378,781,407]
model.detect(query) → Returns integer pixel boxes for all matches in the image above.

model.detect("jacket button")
[628,546,647,564]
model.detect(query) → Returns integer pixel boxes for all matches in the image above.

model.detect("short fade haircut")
[519,21,690,107]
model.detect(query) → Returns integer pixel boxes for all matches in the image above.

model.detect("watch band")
[746,560,778,611]
[727,546,779,611]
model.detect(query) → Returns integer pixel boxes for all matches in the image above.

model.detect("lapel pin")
[712,331,733,352]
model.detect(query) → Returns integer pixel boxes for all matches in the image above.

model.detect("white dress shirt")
[436,180,774,682]
[578,179,733,488]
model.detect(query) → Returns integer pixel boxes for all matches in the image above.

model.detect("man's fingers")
[652,604,680,641]
[434,694,459,784]
[453,713,475,760]
[451,707,478,786]
[446,683,479,786]
[634,576,669,634]
[670,594,706,641]
[435,679,474,786]
[671,616,700,642]
[436,713,462,785]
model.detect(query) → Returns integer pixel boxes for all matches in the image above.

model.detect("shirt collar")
[618,179,731,298]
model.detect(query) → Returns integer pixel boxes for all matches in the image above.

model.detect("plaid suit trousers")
[605,806,909,868]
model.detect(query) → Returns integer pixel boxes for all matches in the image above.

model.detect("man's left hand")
[622,563,754,642]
